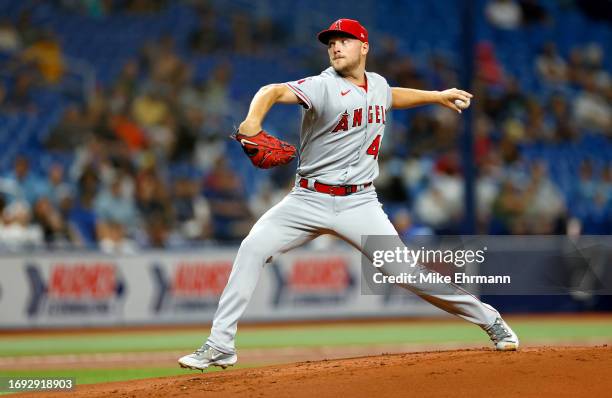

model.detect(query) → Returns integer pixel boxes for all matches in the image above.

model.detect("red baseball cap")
[317,18,368,45]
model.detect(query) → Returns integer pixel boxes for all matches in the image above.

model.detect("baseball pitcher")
[179,18,519,371]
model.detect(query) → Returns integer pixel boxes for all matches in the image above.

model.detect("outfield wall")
[0,248,443,328]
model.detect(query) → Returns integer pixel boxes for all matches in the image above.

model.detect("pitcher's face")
[327,35,368,75]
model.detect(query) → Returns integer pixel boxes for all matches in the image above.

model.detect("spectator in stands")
[426,53,459,91]
[576,160,598,204]
[500,77,528,120]
[131,87,169,128]
[252,17,288,53]
[369,36,400,80]
[46,104,91,150]
[79,93,115,142]
[94,173,138,252]
[431,104,462,151]
[581,190,611,234]
[111,109,148,151]
[20,30,65,84]
[414,155,464,232]
[189,5,226,54]
[0,156,45,205]
[137,216,178,248]
[490,180,526,234]
[414,184,455,231]
[376,157,411,204]
[135,168,172,226]
[37,163,73,207]
[474,114,494,168]
[201,62,234,132]
[172,172,210,240]
[486,0,523,30]
[433,152,464,214]
[134,168,186,249]
[547,94,578,141]
[5,71,37,112]
[108,84,130,116]
[68,190,98,248]
[476,152,503,231]
[393,56,426,90]
[94,176,138,232]
[98,220,137,253]
[406,111,438,156]
[142,34,189,91]
[392,209,433,240]
[169,110,198,162]
[230,13,254,55]
[524,99,554,142]
[203,158,253,242]
[0,201,43,250]
[582,44,610,90]
[566,47,587,88]
[32,196,75,248]
[476,42,505,87]
[115,59,140,100]
[574,75,611,133]
[15,9,37,48]
[148,113,179,161]
[600,165,612,206]
[536,42,567,85]
[523,162,566,233]
[0,19,22,54]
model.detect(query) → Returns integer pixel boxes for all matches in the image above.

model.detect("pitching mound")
[14,346,611,398]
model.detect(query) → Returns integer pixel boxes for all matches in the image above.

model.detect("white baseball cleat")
[178,344,238,371]
[483,317,519,351]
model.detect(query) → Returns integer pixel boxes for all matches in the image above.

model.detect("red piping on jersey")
[286,83,312,109]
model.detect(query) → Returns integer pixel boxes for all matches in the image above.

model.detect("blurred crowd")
[374,27,611,236]
[0,1,611,252]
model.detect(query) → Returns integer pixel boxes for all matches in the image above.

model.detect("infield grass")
[1,318,611,357]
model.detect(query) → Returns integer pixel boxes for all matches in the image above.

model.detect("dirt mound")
[13,346,611,398]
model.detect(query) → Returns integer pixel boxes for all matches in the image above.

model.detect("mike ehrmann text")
[373,272,511,285]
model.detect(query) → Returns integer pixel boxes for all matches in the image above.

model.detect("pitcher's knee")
[237,235,273,263]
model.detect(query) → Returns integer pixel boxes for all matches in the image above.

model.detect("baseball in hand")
[454,98,471,110]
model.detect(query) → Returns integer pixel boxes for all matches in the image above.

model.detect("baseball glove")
[233,130,297,169]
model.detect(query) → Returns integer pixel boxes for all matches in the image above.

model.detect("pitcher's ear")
[362,41,369,55]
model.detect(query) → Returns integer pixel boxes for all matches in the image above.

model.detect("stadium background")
[0,0,611,393]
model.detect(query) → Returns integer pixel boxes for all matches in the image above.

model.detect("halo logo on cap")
[317,19,369,45]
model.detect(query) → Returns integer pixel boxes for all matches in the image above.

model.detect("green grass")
[0,367,193,385]
[1,319,611,357]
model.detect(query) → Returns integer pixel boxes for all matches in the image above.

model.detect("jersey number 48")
[366,135,381,159]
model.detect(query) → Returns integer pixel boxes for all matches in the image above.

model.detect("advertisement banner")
[0,248,442,328]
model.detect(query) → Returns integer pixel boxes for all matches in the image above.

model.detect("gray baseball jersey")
[201,67,502,356]
[285,67,392,185]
